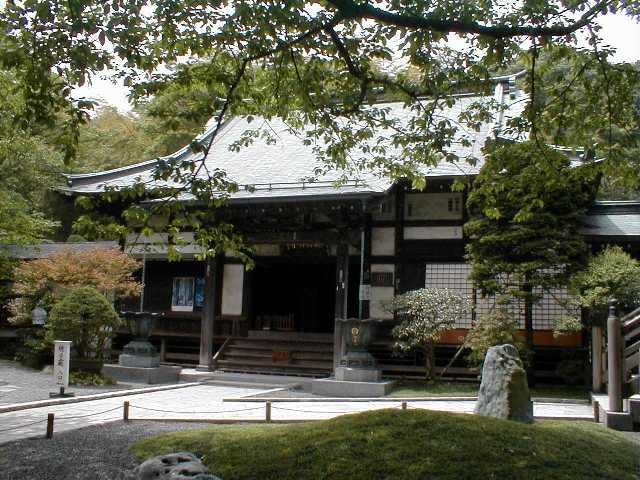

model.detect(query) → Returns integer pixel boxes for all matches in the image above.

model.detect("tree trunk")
[523,282,535,386]
[424,344,435,380]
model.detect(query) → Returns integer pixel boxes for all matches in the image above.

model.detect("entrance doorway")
[251,260,336,333]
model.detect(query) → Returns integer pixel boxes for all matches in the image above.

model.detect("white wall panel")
[222,264,244,315]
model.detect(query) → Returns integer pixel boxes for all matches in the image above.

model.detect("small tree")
[45,287,121,359]
[571,246,640,320]
[386,288,468,380]
[466,304,530,369]
[10,247,140,325]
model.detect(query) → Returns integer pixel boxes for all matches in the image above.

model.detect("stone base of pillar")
[195,364,212,372]
[603,410,634,431]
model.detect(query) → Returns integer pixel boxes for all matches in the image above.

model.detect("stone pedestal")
[102,364,181,384]
[119,353,160,368]
[603,410,634,431]
[335,366,381,382]
[311,377,395,397]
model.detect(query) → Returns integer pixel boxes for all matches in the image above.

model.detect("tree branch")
[326,0,610,38]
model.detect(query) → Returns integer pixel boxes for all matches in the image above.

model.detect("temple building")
[59,74,640,381]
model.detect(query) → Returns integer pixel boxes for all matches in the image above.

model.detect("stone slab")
[335,367,381,382]
[102,364,181,384]
[118,354,160,368]
[311,378,395,397]
[603,410,634,431]
[629,396,640,423]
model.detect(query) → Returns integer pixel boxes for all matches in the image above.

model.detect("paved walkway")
[0,383,594,445]
[0,360,135,405]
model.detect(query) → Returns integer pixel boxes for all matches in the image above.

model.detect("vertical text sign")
[53,340,71,388]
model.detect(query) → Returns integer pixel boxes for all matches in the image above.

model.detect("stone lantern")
[102,311,181,384]
[119,311,162,367]
[31,306,47,326]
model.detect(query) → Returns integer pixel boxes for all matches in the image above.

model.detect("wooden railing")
[622,306,640,379]
[211,336,232,369]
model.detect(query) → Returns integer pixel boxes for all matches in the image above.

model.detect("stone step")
[228,341,333,353]
[224,349,333,362]
[216,358,331,373]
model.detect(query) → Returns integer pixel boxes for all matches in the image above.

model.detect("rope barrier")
[0,418,47,434]
[57,406,122,420]
[129,404,265,415]
[271,405,365,415]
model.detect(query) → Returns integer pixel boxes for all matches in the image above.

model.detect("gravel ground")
[0,420,214,480]
[0,360,137,405]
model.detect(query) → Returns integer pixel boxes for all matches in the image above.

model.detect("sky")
[75,12,640,114]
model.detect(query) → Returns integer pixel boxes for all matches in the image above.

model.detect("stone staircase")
[213,332,334,377]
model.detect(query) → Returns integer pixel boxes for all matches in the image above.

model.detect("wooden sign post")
[50,340,74,398]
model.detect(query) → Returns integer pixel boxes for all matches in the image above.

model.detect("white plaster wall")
[405,193,463,220]
[253,244,280,256]
[222,264,244,316]
[371,227,395,256]
[371,263,395,273]
[404,226,463,240]
[370,286,395,319]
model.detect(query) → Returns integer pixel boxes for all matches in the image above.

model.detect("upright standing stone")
[474,344,533,423]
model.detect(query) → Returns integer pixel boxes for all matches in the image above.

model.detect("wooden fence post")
[401,402,407,410]
[607,302,623,413]
[265,401,272,423]
[46,413,54,439]
[123,401,130,422]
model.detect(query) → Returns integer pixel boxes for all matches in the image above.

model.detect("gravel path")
[0,420,213,480]
[0,360,137,405]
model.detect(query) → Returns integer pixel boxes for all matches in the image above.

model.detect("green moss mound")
[131,409,638,480]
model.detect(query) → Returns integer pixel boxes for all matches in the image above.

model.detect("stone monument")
[474,344,533,423]
[312,318,394,397]
[102,311,181,384]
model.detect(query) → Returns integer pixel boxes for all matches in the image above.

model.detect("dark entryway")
[251,260,336,333]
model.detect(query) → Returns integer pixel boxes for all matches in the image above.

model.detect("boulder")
[135,452,222,480]
[474,344,533,423]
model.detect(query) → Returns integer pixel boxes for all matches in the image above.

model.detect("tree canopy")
[0,1,638,253]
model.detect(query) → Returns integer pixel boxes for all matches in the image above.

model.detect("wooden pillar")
[607,303,623,412]
[592,325,604,392]
[359,208,372,319]
[139,252,147,312]
[334,242,349,370]
[159,337,167,362]
[198,255,220,370]
[394,184,405,295]
[335,243,349,319]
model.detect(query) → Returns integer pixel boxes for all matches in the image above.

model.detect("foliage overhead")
[46,286,122,359]
[10,247,141,325]
[385,287,468,379]
[465,140,599,300]
[0,1,638,255]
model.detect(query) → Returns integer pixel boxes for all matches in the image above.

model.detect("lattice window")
[424,263,577,330]
[424,263,475,328]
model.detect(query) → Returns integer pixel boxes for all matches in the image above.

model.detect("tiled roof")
[63,77,529,201]
[0,241,119,259]
[581,201,640,237]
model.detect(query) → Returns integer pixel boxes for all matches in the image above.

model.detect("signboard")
[53,341,71,389]
[359,284,371,301]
